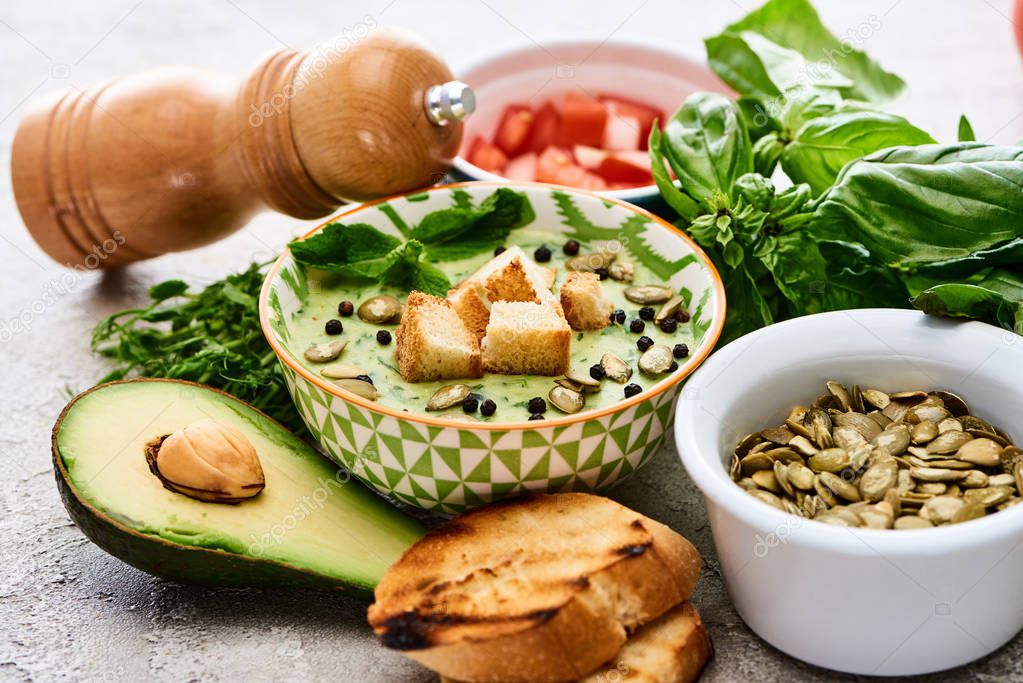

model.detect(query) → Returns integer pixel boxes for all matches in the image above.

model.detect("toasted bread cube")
[560,271,614,331]
[395,292,482,383]
[481,301,571,376]
[448,246,561,340]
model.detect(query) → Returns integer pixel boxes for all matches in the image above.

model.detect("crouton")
[560,271,614,331]
[481,301,571,376]
[395,291,482,383]
[448,246,561,340]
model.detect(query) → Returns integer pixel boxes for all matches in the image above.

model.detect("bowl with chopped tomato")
[451,39,731,209]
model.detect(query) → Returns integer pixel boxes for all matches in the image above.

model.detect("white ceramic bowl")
[451,38,730,209]
[675,309,1023,676]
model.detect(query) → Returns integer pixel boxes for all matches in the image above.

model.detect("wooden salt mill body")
[11,28,474,268]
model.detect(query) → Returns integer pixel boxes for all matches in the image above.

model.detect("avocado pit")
[145,418,266,504]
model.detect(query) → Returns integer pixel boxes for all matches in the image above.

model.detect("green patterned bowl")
[259,182,725,513]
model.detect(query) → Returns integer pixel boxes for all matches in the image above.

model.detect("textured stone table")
[2,1,1022,680]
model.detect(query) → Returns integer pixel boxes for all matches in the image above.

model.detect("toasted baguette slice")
[449,247,561,339]
[560,272,614,331]
[395,291,482,383]
[481,301,571,376]
[368,493,702,683]
[440,603,712,683]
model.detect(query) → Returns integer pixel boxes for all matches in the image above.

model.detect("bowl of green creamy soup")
[260,182,725,512]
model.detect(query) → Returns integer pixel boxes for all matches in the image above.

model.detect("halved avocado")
[53,379,425,596]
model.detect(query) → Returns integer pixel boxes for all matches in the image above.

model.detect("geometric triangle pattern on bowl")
[283,365,682,513]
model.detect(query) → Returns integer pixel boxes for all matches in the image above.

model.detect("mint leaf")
[412,261,453,296]
[423,188,533,260]
[412,207,490,243]
[289,222,401,270]
[149,280,189,301]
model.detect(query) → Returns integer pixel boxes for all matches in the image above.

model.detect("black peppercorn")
[624,383,642,398]
[462,396,479,413]
[658,317,678,333]
[376,330,392,345]
[528,413,545,421]
[673,343,690,359]
[589,364,606,381]
[337,300,354,317]
[629,319,645,333]
[480,399,497,417]
[494,245,506,256]
[355,374,374,384]
[594,267,609,280]
[527,396,547,414]
[611,309,626,324]
[636,335,654,351]
[638,306,655,321]
[669,360,679,372]
[534,245,552,263]
[325,319,343,335]
[675,308,691,323]
[563,239,580,256]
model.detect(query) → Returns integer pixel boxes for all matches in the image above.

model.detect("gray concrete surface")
[2,1,1023,680]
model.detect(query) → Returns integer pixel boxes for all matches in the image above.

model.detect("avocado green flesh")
[56,381,425,590]
[288,229,697,420]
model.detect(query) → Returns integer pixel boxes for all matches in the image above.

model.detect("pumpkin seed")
[734,432,765,458]
[963,486,1014,507]
[787,462,816,490]
[925,430,972,455]
[872,425,911,456]
[893,515,933,530]
[752,469,782,494]
[911,467,969,483]
[304,339,347,362]
[819,472,862,502]
[762,426,795,445]
[862,388,890,410]
[808,448,851,473]
[654,295,683,323]
[833,426,867,450]
[825,380,853,411]
[320,363,368,380]
[859,461,899,502]
[567,251,616,273]
[549,386,585,414]
[608,261,634,282]
[920,495,964,524]
[932,390,970,416]
[960,470,989,489]
[751,490,785,511]
[332,378,379,400]
[906,404,951,425]
[937,417,963,434]
[806,408,835,448]
[426,384,471,411]
[956,438,1003,467]
[358,295,402,324]
[564,370,602,393]
[623,285,673,305]
[834,412,881,441]
[911,420,938,444]
[788,435,817,457]
[599,353,633,383]
[638,345,674,374]
[987,473,1016,488]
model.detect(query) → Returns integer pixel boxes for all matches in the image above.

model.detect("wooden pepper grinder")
[11,28,475,268]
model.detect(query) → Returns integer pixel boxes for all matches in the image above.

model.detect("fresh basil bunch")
[651,0,1023,342]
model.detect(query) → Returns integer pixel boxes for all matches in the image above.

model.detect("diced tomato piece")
[467,137,507,173]
[602,112,641,151]
[503,153,536,182]
[557,92,607,148]
[595,156,652,185]
[599,95,664,150]
[494,105,534,156]
[572,145,607,170]
[525,102,560,153]
[535,146,607,190]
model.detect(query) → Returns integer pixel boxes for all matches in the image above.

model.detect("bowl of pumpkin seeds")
[675,309,1023,676]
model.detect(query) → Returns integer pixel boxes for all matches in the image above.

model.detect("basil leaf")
[782,109,935,194]
[706,31,853,101]
[661,93,753,207]
[818,239,908,310]
[648,126,702,221]
[753,133,784,176]
[958,115,976,142]
[812,144,1023,266]
[913,237,1023,279]
[721,0,905,103]
[289,223,401,270]
[912,269,1023,334]
[720,259,775,344]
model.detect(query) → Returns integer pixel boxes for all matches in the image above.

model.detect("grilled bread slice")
[368,493,702,683]
[440,603,712,683]
[395,291,483,382]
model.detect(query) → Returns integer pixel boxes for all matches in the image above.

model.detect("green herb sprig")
[91,263,304,434]
[288,188,534,296]
[651,0,1023,341]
